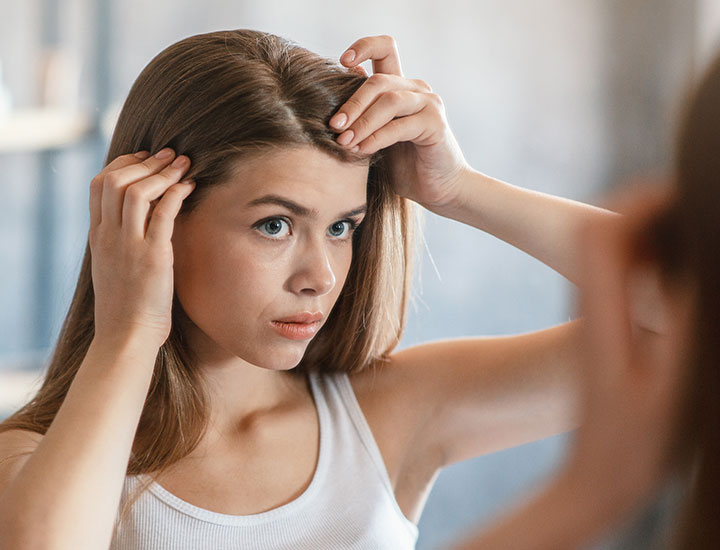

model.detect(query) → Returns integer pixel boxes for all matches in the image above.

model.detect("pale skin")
[450,184,694,548]
[0,34,654,548]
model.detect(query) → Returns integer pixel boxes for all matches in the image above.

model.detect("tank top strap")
[308,370,418,539]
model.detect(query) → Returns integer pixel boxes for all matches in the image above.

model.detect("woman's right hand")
[88,148,195,349]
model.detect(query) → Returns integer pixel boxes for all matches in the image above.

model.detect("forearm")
[0,335,158,549]
[428,168,619,285]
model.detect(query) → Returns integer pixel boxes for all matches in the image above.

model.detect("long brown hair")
[641,52,720,549]
[0,29,417,528]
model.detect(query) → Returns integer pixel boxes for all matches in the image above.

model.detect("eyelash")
[253,216,362,241]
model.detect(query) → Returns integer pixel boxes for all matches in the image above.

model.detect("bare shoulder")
[349,355,447,487]
[0,429,44,495]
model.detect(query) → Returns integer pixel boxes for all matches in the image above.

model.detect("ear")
[627,261,670,334]
[594,182,678,334]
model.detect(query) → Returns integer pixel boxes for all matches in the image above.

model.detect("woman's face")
[172,146,369,370]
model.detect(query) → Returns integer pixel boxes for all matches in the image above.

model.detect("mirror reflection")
[0,2,714,548]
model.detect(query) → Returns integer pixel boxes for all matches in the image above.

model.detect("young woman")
[0,30,613,548]
[454,49,720,550]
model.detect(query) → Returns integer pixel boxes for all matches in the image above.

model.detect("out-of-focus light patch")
[0,370,44,419]
[102,101,123,142]
[698,0,720,69]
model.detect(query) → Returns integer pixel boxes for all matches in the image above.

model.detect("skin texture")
[0,34,643,548]
[171,147,368,427]
[453,185,694,549]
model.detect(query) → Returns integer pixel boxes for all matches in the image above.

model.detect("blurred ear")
[595,181,679,334]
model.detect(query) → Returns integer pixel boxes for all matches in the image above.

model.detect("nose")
[287,237,337,297]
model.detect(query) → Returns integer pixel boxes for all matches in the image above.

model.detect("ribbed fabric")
[110,371,419,549]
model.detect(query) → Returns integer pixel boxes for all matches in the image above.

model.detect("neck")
[179,315,309,438]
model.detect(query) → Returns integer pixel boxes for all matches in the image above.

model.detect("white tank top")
[111,371,419,549]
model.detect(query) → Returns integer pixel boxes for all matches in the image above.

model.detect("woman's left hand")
[330,35,470,209]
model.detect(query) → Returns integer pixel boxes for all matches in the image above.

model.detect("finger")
[349,65,367,77]
[122,156,191,240]
[329,73,431,131]
[145,181,196,245]
[336,90,430,149]
[340,35,403,76]
[100,148,177,228]
[105,150,152,172]
[89,151,150,231]
[352,105,445,155]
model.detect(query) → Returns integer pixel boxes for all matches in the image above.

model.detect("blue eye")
[328,220,355,239]
[257,218,291,238]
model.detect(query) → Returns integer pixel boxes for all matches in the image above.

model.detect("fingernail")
[171,156,189,168]
[330,113,347,129]
[155,148,173,159]
[351,145,360,153]
[134,151,151,158]
[341,49,356,63]
[337,130,354,145]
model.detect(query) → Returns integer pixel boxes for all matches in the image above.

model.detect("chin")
[240,345,308,372]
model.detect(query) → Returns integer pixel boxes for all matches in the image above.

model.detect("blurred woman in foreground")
[455,51,720,550]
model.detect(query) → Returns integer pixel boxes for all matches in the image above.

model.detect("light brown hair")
[0,29,417,531]
[639,52,720,549]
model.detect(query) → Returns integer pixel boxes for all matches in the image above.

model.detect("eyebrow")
[246,194,367,219]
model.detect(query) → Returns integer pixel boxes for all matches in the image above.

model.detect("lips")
[273,312,323,324]
[270,312,323,341]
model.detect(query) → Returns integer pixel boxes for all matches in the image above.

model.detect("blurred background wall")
[1,1,718,548]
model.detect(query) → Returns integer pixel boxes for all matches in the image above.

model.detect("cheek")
[331,246,354,293]
[174,240,261,323]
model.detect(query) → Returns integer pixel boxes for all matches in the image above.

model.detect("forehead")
[208,146,369,211]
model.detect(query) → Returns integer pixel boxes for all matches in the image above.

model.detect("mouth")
[274,312,323,324]
[270,312,324,341]
[270,320,322,341]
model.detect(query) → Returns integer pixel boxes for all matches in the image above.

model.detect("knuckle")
[124,184,146,202]
[90,174,104,189]
[354,117,371,133]
[414,79,432,92]
[140,157,157,170]
[354,37,370,49]
[381,34,397,47]
[345,95,365,111]
[367,73,388,87]
[104,171,124,188]
[427,107,445,127]
[383,90,404,105]
[151,205,173,222]
[364,133,379,147]
[428,92,444,107]
[158,168,179,183]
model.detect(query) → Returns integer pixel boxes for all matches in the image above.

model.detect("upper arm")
[386,320,583,468]
[0,429,43,499]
